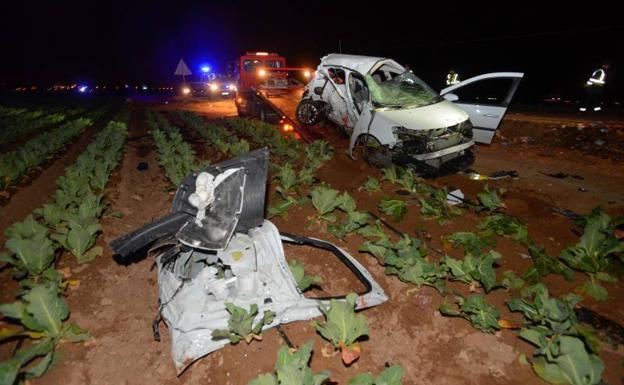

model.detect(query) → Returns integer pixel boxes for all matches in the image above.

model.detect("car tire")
[296,99,324,126]
[354,135,392,168]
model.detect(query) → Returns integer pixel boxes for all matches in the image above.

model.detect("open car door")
[440,72,523,144]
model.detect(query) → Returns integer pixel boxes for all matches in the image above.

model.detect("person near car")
[583,64,608,111]
[446,70,460,86]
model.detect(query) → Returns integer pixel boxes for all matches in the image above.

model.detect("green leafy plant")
[443,251,501,293]
[275,163,299,193]
[288,260,323,291]
[439,294,501,333]
[0,338,55,385]
[361,235,447,294]
[147,110,198,186]
[418,187,462,224]
[0,118,91,190]
[212,303,275,344]
[51,218,102,263]
[395,167,422,193]
[381,166,399,184]
[0,283,89,384]
[478,213,532,246]
[310,185,341,222]
[378,198,407,222]
[348,365,404,385]
[357,220,390,242]
[559,207,624,301]
[312,293,368,365]
[327,192,370,239]
[523,245,575,284]
[228,138,250,157]
[268,195,302,218]
[248,340,330,385]
[508,284,603,385]
[475,185,506,212]
[0,114,124,385]
[304,140,333,169]
[360,176,381,193]
[501,270,525,290]
[445,232,496,256]
[1,215,57,276]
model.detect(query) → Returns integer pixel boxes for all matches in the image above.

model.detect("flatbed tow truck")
[233,52,316,142]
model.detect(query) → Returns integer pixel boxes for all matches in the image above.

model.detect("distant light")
[579,107,587,112]
[209,83,218,92]
[182,87,191,95]
[201,66,211,73]
[593,106,601,111]
[125,84,129,88]
[142,85,148,90]
[303,70,311,78]
[78,85,88,93]
[282,123,294,132]
[227,84,237,91]
[258,69,266,77]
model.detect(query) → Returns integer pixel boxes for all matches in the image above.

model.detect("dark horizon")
[1,0,622,101]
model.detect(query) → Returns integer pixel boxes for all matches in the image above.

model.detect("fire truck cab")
[233,52,310,122]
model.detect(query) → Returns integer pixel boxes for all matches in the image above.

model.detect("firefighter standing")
[446,70,460,86]
[582,64,608,111]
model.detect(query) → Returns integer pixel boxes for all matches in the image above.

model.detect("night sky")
[1,0,622,102]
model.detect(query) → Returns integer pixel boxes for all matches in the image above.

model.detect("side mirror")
[313,87,323,96]
[443,93,459,102]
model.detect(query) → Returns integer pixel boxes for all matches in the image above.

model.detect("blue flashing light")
[78,85,88,93]
[201,66,211,73]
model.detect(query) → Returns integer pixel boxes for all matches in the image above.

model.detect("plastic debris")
[137,161,148,171]
[446,189,464,205]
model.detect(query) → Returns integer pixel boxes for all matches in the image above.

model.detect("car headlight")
[455,119,473,138]
[209,84,218,92]
[392,126,416,141]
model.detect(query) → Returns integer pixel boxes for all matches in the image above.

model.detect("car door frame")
[440,72,524,144]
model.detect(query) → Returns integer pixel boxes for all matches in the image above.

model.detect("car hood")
[375,100,469,131]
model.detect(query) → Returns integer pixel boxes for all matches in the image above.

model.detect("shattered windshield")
[366,71,442,109]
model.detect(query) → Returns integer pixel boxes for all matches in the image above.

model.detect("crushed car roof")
[319,53,405,75]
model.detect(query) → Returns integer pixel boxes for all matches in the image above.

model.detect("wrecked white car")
[110,149,387,374]
[296,54,523,171]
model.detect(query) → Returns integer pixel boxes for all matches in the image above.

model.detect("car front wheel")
[296,100,324,126]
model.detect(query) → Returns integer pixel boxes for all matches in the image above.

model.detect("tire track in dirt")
[0,121,104,244]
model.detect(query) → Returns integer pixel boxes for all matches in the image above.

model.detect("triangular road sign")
[174,59,192,76]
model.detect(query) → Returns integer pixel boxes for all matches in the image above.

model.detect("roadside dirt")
[8,100,622,385]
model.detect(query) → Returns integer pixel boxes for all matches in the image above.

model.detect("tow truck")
[233,52,315,141]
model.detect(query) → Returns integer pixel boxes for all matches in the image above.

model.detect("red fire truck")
[233,52,314,140]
